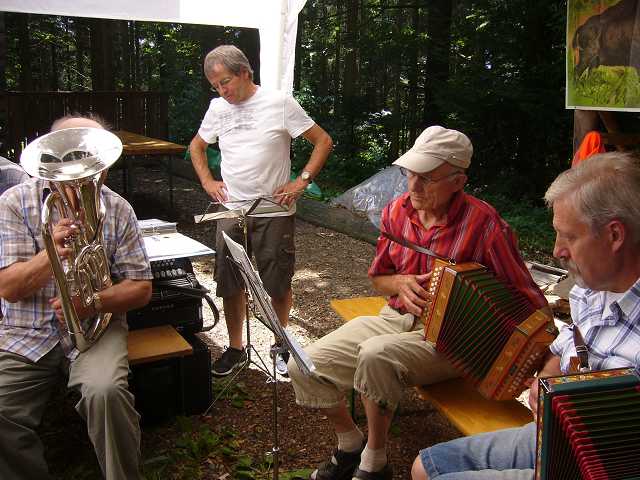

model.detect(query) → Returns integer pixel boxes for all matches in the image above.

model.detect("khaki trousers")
[0,320,141,480]
[288,305,459,411]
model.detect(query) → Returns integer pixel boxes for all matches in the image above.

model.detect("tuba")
[20,127,123,352]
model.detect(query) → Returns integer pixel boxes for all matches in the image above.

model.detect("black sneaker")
[212,346,247,376]
[310,444,364,480]
[352,464,392,480]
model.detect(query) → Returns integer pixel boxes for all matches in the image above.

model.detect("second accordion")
[535,367,640,480]
[423,259,557,400]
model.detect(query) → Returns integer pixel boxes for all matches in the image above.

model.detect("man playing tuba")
[0,115,152,480]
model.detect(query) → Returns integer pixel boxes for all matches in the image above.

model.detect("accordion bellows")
[423,259,557,400]
[535,368,640,480]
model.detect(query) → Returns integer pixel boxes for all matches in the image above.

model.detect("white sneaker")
[271,345,289,377]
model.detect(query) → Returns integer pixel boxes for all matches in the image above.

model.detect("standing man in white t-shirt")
[190,45,333,377]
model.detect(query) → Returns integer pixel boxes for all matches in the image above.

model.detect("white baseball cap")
[393,126,473,173]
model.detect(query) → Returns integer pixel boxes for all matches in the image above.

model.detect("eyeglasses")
[398,167,462,185]
[210,76,235,93]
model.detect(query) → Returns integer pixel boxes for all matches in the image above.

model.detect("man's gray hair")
[204,45,254,80]
[544,152,640,243]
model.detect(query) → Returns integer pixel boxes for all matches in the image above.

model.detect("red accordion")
[422,259,557,400]
[535,368,640,480]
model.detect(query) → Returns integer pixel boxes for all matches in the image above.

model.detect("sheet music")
[138,218,215,261]
[223,232,315,376]
[143,232,215,261]
[138,218,178,236]
[194,199,292,224]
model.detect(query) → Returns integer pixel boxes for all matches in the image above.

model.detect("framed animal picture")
[567,0,640,111]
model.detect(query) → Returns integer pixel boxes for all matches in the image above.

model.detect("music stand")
[198,197,314,479]
[196,198,291,380]
[220,231,315,480]
[197,199,269,405]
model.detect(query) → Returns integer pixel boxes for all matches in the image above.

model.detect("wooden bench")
[330,296,533,436]
[127,324,193,365]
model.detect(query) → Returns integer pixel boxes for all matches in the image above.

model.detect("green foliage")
[5,2,574,201]
[141,417,244,479]
[293,0,572,199]
[430,0,571,200]
[473,189,556,263]
[212,379,251,408]
[141,415,312,480]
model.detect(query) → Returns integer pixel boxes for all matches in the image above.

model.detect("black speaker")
[130,358,179,424]
[182,333,213,416]
[129,333,212,424]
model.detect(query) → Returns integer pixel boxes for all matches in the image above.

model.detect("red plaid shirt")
[369,191,547,312]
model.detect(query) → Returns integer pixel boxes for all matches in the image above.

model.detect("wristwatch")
[300,170,312,183]
[92,292,103,313]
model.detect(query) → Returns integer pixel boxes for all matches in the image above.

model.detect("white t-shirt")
[198,87,315,216]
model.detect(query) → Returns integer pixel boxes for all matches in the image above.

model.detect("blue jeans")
[419,422,536,479]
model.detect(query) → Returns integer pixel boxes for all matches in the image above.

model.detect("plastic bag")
[331,166,407,228]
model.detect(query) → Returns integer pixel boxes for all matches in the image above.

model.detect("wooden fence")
[0,91,168,159]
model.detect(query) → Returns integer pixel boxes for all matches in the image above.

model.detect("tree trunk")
[343,0,360,159]
[119,21,132,90]
[0,13,6,92]
[407,6,422,143]
[90,18,115,90]
[422,0,452,126]
[389,56,402,161]
[343,0,359,102]
[74,18,87,90]
[49,18,59,91]
[16,13,33,91]
[133,21,140,89]
[238,28,261,85]
[333,3,342,116]
[156,26,169,93]
[0,12,7,157]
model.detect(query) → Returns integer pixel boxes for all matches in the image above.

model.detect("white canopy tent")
[1,0,307,92]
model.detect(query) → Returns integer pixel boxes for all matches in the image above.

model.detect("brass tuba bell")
[20,127,123,352]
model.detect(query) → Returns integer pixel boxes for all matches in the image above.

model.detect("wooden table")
[114,130,186,209]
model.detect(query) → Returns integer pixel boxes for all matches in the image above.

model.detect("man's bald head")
[50,113,109,132]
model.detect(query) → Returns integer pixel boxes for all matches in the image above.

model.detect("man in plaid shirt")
[0,156,28,195]
[0,116,153,480]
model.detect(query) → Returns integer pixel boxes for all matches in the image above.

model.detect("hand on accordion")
[396,272,432,317]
